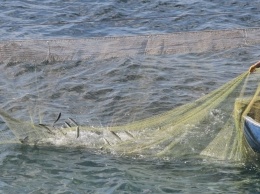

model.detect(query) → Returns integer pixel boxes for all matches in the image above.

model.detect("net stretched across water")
[1,28,260,161]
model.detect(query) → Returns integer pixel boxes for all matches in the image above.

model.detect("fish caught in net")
[1,27,260,162]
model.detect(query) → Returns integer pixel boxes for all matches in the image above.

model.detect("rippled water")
[1,0,260,39]
[1,145,260,194]
[0,145,257,194]
[1,0,260,193]
[1,54,248,126]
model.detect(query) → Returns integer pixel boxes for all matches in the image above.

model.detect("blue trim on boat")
[244,116,260,153]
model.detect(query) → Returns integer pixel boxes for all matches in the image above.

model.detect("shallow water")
[1,0,260,193]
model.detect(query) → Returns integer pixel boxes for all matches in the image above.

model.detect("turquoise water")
[1,0,260,193]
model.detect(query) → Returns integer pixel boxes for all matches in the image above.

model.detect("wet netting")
[1,28,260,161]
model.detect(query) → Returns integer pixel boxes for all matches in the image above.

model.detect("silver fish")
[68,117,78,126]
[125,131,134,138]
[103,137,111,146]
[53,112,61,126]
[39,124,55,135]
[110,131,122,141]
[76,126,80,138]
[20,136,29,144]
[64,121,71,128]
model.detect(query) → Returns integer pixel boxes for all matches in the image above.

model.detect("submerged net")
[1,27,260,161]
[1,28,260,64]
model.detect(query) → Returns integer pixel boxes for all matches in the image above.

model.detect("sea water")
[0,0,260,193]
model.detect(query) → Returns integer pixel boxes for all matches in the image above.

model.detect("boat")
[244,116,260,153]
[235,97,260,153]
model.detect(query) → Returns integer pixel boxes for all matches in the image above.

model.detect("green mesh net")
[1,28,260,162]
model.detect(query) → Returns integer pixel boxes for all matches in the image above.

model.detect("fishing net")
[1,27,260,161]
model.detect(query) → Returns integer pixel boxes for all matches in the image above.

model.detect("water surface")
[1,0,260,193]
